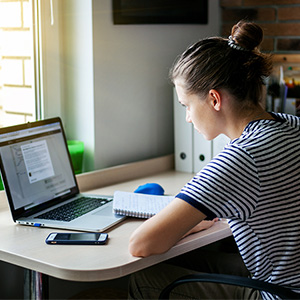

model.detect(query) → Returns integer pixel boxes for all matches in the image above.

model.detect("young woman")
[128,21,300,299]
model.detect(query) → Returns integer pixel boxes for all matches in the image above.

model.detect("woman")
[128,21,300,299]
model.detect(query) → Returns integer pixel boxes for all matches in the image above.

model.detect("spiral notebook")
[113,191,174,218]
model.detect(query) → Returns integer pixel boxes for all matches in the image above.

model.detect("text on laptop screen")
[0,122,76,210]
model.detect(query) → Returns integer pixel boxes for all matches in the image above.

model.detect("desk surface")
[0,157,232,282]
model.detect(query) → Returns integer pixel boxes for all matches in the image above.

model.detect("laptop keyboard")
[35,197,112,222]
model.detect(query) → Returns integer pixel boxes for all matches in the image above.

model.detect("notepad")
[113,191,174,218]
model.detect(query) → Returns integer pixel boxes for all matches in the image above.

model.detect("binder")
[173,89,193,172]
[193,129,212,173]
[212,134,231,157]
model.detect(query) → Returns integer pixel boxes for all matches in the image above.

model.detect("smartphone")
[45,232,109,245]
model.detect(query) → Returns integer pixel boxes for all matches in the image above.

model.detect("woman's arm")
[128,198,207,257]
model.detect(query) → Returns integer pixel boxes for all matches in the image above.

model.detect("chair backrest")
[159,273,299,300]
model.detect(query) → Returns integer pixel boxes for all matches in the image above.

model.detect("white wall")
[92,0,220,169]
[40,0,63,119]
[40,0,95,172]
[42,0,220,171]
[60,0,95,172]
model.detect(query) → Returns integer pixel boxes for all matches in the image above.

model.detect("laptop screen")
[0,118,77,213]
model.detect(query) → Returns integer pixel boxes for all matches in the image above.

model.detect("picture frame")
[112,0,208,25]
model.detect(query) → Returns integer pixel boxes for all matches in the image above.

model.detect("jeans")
[128,237,262,300]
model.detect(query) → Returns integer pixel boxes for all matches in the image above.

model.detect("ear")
[208,89,222,111]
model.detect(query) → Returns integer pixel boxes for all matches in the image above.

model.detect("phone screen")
[46,232,108,245]
[57,233,101,241]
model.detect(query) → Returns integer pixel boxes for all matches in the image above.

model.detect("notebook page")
[113,191,174,218]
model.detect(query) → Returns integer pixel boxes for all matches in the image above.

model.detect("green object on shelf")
[0,174,3,190]
[67,140,84,174]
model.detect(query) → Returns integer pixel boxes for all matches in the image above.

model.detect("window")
[0,0,36,127]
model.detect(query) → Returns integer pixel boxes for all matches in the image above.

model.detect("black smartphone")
[45,232,109,245]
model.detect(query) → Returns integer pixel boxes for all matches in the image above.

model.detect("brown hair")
[170,21,273,105]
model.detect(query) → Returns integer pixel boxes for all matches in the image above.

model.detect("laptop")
[0,117,125,232]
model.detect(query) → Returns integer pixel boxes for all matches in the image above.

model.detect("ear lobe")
[209,89,221,111]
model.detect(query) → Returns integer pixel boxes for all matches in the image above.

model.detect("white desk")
[0,155,232,299]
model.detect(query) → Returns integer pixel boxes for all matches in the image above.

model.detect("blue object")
[134,183,164,195]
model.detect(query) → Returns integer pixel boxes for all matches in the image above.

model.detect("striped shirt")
[177,113,300,299]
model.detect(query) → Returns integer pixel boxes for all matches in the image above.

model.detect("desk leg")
[24,269,49,299]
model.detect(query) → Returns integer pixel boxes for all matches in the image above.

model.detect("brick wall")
[221,0,300,53]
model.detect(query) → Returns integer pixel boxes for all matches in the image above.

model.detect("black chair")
[159,273,299,299]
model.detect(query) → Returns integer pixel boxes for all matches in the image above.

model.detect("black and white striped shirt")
[177,113,300,299]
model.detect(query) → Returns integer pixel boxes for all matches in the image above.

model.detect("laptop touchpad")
[92,206,113,216]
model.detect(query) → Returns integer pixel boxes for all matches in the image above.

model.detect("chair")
[159,273,299,299]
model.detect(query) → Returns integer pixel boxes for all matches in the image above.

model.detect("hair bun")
[231,21,263,51]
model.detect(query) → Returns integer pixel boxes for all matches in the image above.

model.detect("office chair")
[159,273,299,299]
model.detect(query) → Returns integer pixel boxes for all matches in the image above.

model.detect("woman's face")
[175,81,218,140]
